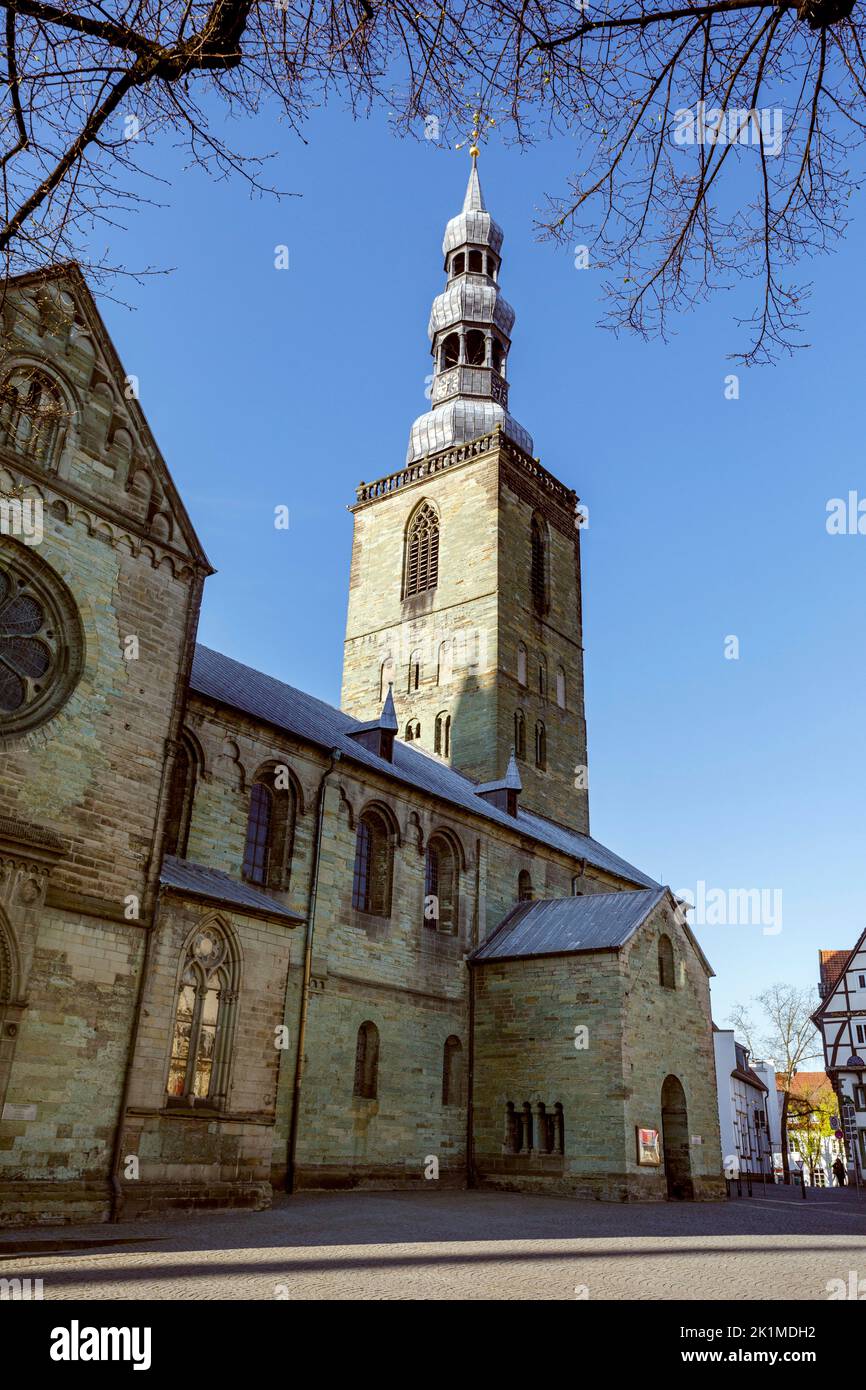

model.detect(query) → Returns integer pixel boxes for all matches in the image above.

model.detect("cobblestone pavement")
[1,1186,864,1300]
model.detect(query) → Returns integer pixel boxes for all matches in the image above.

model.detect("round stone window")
[0,545,84,737]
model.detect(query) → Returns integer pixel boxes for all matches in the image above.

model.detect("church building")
[0,161,724,1224]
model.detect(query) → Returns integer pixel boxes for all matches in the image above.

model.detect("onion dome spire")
[406,154,533,465]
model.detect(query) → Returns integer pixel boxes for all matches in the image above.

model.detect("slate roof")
[731,1067,768,1093]
[469,888,667,963]
[160,854,305,923]
[189,644,659,890]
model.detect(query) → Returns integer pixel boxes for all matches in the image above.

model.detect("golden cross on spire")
[457,106,489,160]
[469,108,481,159]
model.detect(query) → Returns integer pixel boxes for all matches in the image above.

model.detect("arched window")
[353,1021,379,1099]
[424,833,460,933]
[514,709,526,760]
[242,765,297,889]
[538,655,547,698]
[437,640,453,685]
[491,338,505,373]
[556,666,566,709]
[379,656,395,700]
[407,648,421,692]
[352,808,393,917]
[0,369,67,468]
[434,711,451,756]
[405,502,440,598]
[468,248,483,273]
[465,328,486,365]
[242,781,272,885]
[163,732,201,859]
[442,1036,466,1106]
[571,875,583,896]
[405,719,421,742]
[658,935,675,989]
[535,721,547,770]
[517,642,527,686]
[518,869,533,902]
[451,253,465,277]
[440,332,460,369]
[530,514,548,615]
[166,923,238,1107]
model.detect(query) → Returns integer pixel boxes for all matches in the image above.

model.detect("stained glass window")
[166,927,235,1107]
[0,555,82,737]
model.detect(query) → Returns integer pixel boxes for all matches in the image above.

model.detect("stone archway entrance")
[661,1074,694,1200]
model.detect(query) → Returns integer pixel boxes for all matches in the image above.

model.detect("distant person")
[832,1157,847,1187]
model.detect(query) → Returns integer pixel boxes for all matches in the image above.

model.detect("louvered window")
[405,503,439,597]
[531,515,548,614]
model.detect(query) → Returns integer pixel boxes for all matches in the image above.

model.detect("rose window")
[0,551,83,737]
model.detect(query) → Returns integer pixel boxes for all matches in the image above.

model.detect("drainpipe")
[108,564,207,1222]
[285,747,340,1194]
[465,835,481,1190]
[467,959,477,1190]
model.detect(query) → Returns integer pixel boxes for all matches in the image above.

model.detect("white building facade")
[713,1029,773,1178]
[813,933,866,1183]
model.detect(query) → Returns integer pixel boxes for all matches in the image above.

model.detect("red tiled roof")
[776,1071,833,1101]
[819,950,848,995]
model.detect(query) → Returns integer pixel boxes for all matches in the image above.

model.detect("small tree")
[729,983,821,1185]
[787,1077,835,1185]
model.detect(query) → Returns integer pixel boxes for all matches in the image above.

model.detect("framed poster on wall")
[636,1127,661,1166]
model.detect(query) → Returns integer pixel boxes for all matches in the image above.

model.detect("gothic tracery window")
[404,502,439,598]
[0,369,67,468]
[167,924,237,1107]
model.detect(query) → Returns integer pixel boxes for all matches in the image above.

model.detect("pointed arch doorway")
[661,1074,694,1200]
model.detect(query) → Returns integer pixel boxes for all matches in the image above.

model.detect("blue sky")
[91,99,866,1031]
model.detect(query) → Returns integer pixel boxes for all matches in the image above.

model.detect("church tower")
[341,158,589,834]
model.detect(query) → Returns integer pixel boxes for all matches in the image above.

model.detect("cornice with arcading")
[0,450,210,581]
[351,426,578,515]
